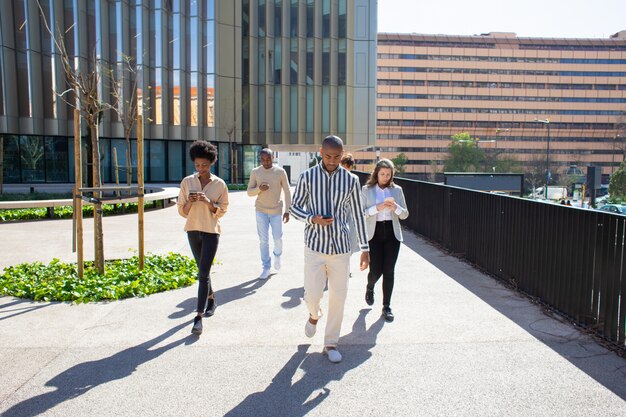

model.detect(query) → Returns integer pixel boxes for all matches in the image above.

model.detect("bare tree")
[0,137,4,194]
[524,153,547,198]
[428,160,440,182]
[37,1,108,273]
[106,53,147,187]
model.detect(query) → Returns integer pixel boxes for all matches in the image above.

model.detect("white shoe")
[304,317,317,338]
[323,346,342,363]
[259,268,271,280]
[273,255,282,271]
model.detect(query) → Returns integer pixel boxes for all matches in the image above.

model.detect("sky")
[377,0,626,39]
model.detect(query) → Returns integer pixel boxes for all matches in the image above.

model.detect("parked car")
[597,204,626,215]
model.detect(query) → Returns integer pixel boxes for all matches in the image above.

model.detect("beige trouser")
[303,246,351,347]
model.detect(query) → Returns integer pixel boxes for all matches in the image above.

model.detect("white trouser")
[303,246,351,347]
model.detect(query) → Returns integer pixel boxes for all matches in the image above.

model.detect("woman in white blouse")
[361,159,409,322]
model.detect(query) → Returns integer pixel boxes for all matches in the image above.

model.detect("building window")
[44,137,69,182]
[20,136,45,182]
[258,0,266,37]
[290,86,298,132]
[168,141,183,181]
[322,0,330,38]
[290,0,298,37]
[274,0,282,36]
[306,39,314,85]
[290,38,298,84]
[306,0,314,37]
[274,86,282,132]
[1,136,20,183]
[322,86,330,132]
[258,88,266,132]
[148,140,166,181]
[322,39,330,85]
[338,39,346,85]
[306,86,314,132]
[274,38,282,84]
[338,86,346,134]
[338,0,346,38]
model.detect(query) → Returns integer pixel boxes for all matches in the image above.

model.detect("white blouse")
[367,184,405,222]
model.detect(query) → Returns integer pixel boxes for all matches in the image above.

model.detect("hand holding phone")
[314,214,333,225]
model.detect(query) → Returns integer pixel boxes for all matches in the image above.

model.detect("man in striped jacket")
[290,135,370,363]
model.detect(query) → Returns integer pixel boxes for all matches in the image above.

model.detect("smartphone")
[321,214,333,219]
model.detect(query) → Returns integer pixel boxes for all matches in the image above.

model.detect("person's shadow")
[2,321,196,417]
[224,308,385,417]
[280,287,304,309]
[169,278,270,319]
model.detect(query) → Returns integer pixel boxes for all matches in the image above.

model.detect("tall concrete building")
[356,32,626,179]
[0,0,376,185]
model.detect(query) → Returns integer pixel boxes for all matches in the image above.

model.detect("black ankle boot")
[382,306,394,322]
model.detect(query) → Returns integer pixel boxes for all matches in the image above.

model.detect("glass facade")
[0,1,377,184]
[0,1,252,184]
[0,135,238,184]
[240,0,377,145]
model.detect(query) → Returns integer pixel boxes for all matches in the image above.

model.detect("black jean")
[367,221,401,307]
[187,231,220,313]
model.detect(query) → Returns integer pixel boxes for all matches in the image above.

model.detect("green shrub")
[0,202,154,222]
[0,253,198,303]
[0,192,73,201]
[227,183,248,191]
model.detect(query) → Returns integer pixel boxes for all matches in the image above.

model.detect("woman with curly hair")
[177,140,229,335]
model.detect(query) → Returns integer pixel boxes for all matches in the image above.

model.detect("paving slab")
[1,189,625,416]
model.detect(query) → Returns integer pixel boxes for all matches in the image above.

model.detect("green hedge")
[0,202,154,222]
[0,192,73,201]
[0,253,198,303]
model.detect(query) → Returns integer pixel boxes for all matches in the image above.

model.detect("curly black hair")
[189,140,217,163]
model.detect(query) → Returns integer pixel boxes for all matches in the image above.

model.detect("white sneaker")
[323,346,342,363]
[304,317,317,338]
[273,255,282,271]
[259,268,271,280]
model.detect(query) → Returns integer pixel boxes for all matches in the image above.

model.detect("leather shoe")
[382,306,394,322]
[365,289,374,306]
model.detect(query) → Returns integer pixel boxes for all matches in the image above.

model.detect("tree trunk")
[0,137,4,194]
[91,124,105,274]
[126,136,132,187]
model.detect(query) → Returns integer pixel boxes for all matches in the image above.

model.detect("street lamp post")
[535,119,550,199]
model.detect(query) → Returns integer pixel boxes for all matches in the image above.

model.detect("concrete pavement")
[1,189,625,416]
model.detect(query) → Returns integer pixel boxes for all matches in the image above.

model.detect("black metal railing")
[355,172,625,350]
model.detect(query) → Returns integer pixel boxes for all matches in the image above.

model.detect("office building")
[355,32,626,179]
[0,0,376,185]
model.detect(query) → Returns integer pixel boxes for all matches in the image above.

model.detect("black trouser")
[367,220,400,307]
[187,231,220,313]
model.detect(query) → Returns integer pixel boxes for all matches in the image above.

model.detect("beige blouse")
[177,173,229,234]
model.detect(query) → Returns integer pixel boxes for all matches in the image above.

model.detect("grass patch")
[0,253,197,303]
